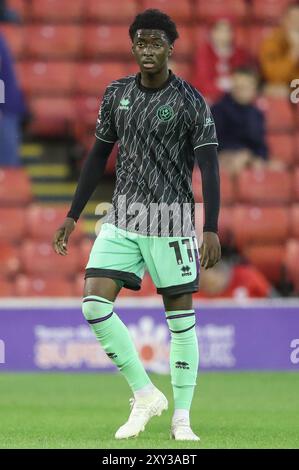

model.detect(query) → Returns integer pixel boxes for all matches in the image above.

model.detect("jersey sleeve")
[186,88,218,151]
[95,85,118,143]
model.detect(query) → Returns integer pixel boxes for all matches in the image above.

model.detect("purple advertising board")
[0,300,299,372]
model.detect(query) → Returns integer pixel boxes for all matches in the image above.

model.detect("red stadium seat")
[0,279,14,296]
[25,25,81,59]
[257,97,295,132]
[143,0,192,22]
[196,0,248,22]
[193,167,234,204]
[0,208,26,241]
[82,26,131,58]
[251,0,291,22]
[285,239,299,292]
[232,206,289,248]
[267,133,296,166]
[243,244,286,284]
[21,240,79,275]
[26,205,84,241]
[30,0,84,22]
[85,0,137,22]
[218,206,233,245]
[293,167,299,201]
[15,274,74,297]
[75,96,100,130]
[290,204,299,238]
[173,26,193,58]
[0,24,24,58]
[0,169,32,206]
[17,62,75,96]
[29,97,75,136]
[74,62,126,96]
[249,25,275,56]
[0,242,21,277]
[236,168,292,204]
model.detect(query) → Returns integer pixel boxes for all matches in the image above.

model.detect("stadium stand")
[0,208,26,241]
[30,0,84,22]
[0,242,21,277]
[0,169,32,205]
[0,0,298,297]
[15,274,74,297]
[251,0,292,22]
[236,168,292,204]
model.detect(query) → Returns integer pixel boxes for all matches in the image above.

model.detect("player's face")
[132,29,173,74]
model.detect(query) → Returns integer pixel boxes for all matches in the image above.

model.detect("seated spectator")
[259,2,299,97]
[193,17,251,103]
[211,67,269,176]
[0,33,27,166]
[0,0,20,23]
[195,257,273,299]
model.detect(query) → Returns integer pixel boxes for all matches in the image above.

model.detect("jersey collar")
[135,69,175,93]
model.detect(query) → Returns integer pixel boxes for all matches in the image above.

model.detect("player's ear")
[168,44,174,58]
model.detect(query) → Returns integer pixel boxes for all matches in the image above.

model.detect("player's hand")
[52,217,76,256]
[200,232,221,269]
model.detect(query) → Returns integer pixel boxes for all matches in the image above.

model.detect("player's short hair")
[129,9,179,44]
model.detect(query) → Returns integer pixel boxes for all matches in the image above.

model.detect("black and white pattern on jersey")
[95,71,218,236]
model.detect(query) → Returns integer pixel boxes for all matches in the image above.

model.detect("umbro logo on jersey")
[119,98,130,110]
[181,265,192,277]
[204,117,214,127]
[175,361,190,370]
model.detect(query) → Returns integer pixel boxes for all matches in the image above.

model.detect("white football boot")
[171,418,200,441]
[115,388,168,439]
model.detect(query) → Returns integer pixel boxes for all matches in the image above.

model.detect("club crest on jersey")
[157,105,174,122]
[119,98,130,110]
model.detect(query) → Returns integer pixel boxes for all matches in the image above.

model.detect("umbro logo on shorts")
[175,361,190,370]
[181,265,192,277]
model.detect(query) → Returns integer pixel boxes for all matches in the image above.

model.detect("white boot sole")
[115,395,168,440]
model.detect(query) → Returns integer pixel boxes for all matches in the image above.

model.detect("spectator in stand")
[0,33,27,166]
[193,17,251,103]
[259,2,299,97]
[0,0,20,23]
[211,67,270,176]
[195,255,273,299]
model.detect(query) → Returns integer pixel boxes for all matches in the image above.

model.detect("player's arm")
[195,144,221,269]
[52,138,114,256]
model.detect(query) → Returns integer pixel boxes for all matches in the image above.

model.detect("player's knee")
[82,295,114,322]
[166,310,196,335]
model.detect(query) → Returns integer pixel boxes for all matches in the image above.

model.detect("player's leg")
[140,235,200,440]
[83,223,168,438]
[83,276,152,392]
[163,292,200,441]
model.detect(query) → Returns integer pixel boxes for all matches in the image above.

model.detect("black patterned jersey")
[95,71,218,236]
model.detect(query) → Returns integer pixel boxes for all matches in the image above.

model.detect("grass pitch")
[0,372,298,449]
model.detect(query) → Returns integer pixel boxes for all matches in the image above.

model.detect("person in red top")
[195,258,272,299]
[193,17,251,103]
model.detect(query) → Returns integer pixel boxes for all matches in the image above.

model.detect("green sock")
[82,295,152,392]
[166,310,199,410]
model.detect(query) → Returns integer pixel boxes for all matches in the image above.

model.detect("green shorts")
[85,223,200,295]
